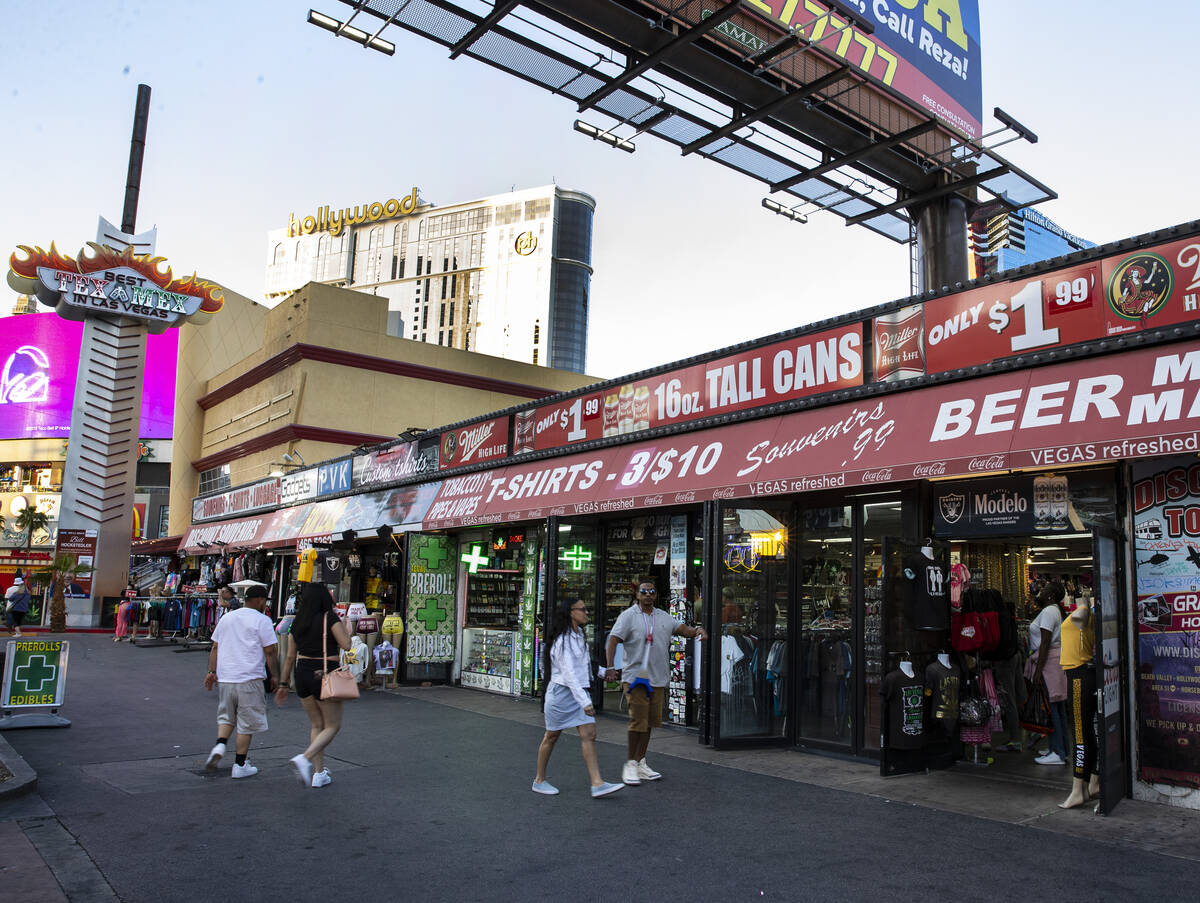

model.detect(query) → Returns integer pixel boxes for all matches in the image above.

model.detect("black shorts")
[6,610,25,628]
[294,658,339,700]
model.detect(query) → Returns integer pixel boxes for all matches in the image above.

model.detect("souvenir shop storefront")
[180,222,1200,811]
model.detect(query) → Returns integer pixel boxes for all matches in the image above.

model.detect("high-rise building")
[264,184,595,373]
[969,204,1094,278]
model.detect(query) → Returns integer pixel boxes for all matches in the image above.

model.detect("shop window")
[720,505,791,741]
[862,496,902,751]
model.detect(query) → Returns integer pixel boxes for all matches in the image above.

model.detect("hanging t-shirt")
[365,576,383,610]
[374,641,398,675]
[720,634,745,694]
[880,668,925,749]
[949,562,970,607]
[923,660,960,730]
[901,552,949,631]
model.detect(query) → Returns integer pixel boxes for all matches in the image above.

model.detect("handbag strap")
[323,611,329,662]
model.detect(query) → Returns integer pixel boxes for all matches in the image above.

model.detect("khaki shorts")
[216,680,269,735]
[623,682,664,732]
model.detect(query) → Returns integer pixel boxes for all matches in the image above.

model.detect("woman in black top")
[276,583,351,789]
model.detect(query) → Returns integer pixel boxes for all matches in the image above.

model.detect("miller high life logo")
[8,243,223,332]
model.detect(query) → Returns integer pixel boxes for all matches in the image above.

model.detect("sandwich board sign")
[0,639,70,729]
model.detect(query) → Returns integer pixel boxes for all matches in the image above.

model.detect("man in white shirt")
[604,580,706,785]
[203,585,279,778]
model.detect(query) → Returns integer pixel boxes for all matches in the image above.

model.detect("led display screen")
[0,312,178,439]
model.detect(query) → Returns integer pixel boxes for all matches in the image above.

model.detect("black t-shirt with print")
[901,552,949,631]
[923,660,960,730]
[880,668,925,749]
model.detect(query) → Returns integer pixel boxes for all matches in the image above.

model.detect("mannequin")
[920,539,935,560]
[342,635,370,683]
[899,658,915,678]
[380,608,405,689]
[937,652,951,669]
[356,614,380,686]
[1058,596,1098,809]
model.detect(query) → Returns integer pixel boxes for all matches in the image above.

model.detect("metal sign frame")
[0,639,71,729]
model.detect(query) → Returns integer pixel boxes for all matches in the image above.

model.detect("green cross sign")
[460,543,489,574]
[416,537,450,569]
[560,544,593,571]
[15,656,56,693]
[3,640,69,709]
[414,598,448,631]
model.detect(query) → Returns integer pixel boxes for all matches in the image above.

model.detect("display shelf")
[465,571,521,629]
[462,627,516,694]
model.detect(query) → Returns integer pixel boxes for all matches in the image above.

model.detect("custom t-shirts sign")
[901,552,949,631]
[881,669,925,749]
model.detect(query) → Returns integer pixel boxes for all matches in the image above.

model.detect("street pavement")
[1,633,1198,902]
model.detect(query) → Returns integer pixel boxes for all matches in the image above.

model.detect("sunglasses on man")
[637,588,657,595]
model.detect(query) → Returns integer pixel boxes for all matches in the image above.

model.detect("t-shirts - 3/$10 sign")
[406,534,455,662]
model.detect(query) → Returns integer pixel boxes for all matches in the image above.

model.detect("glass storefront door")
[715,505,790,741]
[797,505,854,746]
[861,496,902,751]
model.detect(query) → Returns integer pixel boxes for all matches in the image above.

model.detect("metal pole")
[121,84,152,234]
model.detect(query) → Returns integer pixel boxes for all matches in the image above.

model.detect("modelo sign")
[439,416,510,470]
[932,473,1072,537]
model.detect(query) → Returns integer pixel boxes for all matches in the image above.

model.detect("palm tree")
[36,554,93,634]
[14,504,50,552]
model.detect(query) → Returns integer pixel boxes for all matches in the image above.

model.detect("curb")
[0,731,38,800]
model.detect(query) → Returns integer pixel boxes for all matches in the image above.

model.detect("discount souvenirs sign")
[425,340,1200,528]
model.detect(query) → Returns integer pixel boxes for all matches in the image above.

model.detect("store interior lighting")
[307,9,395,55]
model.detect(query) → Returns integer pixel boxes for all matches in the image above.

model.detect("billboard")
[725,1,983,139]
[0,312,178,440]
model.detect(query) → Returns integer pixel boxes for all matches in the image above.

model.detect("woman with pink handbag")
[276,583,352,788]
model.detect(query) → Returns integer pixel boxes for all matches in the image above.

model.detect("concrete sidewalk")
[391,684,1200,863]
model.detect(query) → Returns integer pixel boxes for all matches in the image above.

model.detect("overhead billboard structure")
[335,0,1051,253]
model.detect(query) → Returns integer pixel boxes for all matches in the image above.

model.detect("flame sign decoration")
[0,345,50,405]
[7,242,224,326]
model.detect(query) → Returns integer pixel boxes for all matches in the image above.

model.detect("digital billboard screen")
[0,312,178,439]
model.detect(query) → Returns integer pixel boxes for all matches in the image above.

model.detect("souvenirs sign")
[8,243,224,333]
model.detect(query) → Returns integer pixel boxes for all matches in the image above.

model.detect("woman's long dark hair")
[290,582,335,649]
[543,597,582,687]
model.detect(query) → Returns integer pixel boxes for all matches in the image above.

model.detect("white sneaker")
[622,760,641,785]
[1035,751,1066,765]
[231,762,258,779]
[205,742,226,771]
[290,753,313,787]
[637,759,662,781]
[311,769,332,788]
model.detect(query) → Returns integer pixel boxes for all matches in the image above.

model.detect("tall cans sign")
[405,534,455,663]
[1131,456,1200,788]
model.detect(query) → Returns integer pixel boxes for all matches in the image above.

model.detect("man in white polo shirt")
[202,585,279,778]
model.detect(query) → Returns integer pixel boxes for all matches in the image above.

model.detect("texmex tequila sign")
[7,243,224,332]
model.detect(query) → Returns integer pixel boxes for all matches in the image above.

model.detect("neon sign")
[559,544,593,571]
[461,543,489,574]
[0,345,49,405]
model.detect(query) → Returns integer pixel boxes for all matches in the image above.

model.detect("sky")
[1,1,1196,380]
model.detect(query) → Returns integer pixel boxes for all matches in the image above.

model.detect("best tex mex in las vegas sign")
[8,242,223,332]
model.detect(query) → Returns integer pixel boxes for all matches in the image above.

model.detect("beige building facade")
[170,282,596,536]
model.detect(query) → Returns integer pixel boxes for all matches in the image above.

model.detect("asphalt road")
[1,634,1196,902]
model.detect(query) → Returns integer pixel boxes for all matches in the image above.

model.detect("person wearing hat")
[5,577,32,637]
[203,585,279,779]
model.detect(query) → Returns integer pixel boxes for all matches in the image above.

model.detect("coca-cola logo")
[674,491,696,503]
[643,495,664,505]
[711,487,736,499]
[913,462,947,477]
[968,455,1007,472]
[861,468,894,483]
[876,325,920,352]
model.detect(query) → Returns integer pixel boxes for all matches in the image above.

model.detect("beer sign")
[932,473,1073,537]
[514,324,863,453]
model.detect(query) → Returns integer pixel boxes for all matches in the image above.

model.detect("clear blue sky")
[2,2,1195,378]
